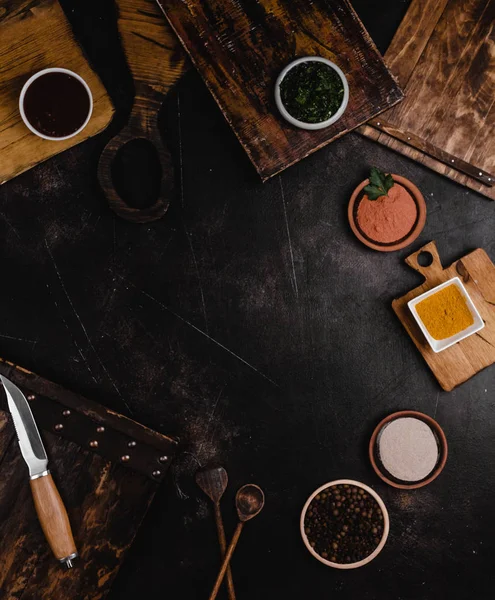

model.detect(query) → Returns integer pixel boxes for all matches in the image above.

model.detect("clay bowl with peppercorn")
[300,479,389,569]
[348,167,426,252]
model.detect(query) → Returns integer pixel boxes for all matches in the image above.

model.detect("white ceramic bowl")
[300,479,389,569]
[19,67,93,141]
[408,276,485,353]
[275,56,349,130]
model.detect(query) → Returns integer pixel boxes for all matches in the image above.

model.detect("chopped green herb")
[280,61,345,124]
[364,167,395,200]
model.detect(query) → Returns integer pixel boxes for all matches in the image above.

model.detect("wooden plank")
[392,241,495,391]
[156,0,403,180]
[0,362,175,599]
[0,0,114,184]
[384,0,449,88]
[0,358,177,459]
[359,0,495,201]
[0,411,13,463]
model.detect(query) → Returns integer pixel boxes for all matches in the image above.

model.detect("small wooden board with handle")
[393,241,495,391]
[360,0,495,200]
[0,0,114,185]
[0,358,177,600]
[98,0,188,222]
[156,0,403,181]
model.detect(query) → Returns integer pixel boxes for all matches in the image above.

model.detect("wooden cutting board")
[0,359,177,600]
[98,0,189,222]
[0,0,114,185]
[156,0,403,181]
[360,0,495,200]
[393,242,495,391]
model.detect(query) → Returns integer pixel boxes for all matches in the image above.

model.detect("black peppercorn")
[305,484,384,564]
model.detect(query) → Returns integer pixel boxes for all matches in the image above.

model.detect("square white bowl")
[408,276,485,353]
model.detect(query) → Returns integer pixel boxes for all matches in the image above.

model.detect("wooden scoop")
[208,484,265,600]
[97,0,188,222]
[196,467,236,600]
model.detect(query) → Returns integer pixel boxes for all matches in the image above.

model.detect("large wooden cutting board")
[0,359,177,600]
[0,0,114,185]
[156,0,403,181]
[360,0,495,200]
[393,242,495,391]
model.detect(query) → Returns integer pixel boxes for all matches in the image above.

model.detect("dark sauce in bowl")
[23,72,91,138]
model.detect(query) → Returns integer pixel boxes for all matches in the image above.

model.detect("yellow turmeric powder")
[416,284,473,340]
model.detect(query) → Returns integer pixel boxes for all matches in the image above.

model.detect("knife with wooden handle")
[1,375,78,568]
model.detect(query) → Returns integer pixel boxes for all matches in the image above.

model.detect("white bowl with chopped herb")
[275,56,349,130]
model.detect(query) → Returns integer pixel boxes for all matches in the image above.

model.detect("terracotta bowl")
[300,479,390,569]
[348,174,426,252]
[369,410,448,490]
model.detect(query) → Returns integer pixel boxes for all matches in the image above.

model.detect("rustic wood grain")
[393,241,495,391]
[0,362,175,599]
[0,358,178,480]
[156,0,403,181]
[0,0,114,185]
[359,0,495,200]
[97,0,188,222]
[0,410,13,461]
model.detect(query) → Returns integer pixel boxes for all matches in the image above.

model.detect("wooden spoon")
[208,484,265,600]
[196,467,236,600]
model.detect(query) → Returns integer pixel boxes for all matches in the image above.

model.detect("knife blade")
[1,375,78,568]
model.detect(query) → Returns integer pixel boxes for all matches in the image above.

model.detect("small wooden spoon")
[196,467,236,600]
[208,484,265,600]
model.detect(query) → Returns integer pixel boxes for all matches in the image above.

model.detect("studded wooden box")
[0,359,177,600]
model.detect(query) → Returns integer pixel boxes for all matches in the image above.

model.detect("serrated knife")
[1,375,78,568]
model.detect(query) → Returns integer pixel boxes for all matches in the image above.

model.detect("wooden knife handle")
[30,473,78,566]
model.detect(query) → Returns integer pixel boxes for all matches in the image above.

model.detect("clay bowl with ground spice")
[300,479,389,569]
[348,174,426,252]
[369,411,448,490]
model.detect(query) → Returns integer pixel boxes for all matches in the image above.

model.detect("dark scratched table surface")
[1,1,494,598]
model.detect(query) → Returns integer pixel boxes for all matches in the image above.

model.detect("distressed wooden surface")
[97,0,189,222]
[359,0,495,199]
[0,0,114,185]
[0,363,173,600]
[393,241,495,391]
[156,0,403,180]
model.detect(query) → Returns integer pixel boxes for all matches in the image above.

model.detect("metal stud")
[27,395,35,401]
[152,470,161,478]
[479,172,483,176]
[128,440,137,448]
[96,426,105,433]
[89,440,99,448]
[121,455,130,462]
[159,455,169,463]
[62,410,71,417]
[451,159,455,163]
[54,423,64,431]
[407,136,411,140]
[376,122,381,126]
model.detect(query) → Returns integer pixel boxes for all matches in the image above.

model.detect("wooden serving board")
[360,0,495,200]
[98,0,189,222]
[393,242,495,391]
[156,0,404,181]
[0,0,114,185]
[0,359,177,600]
